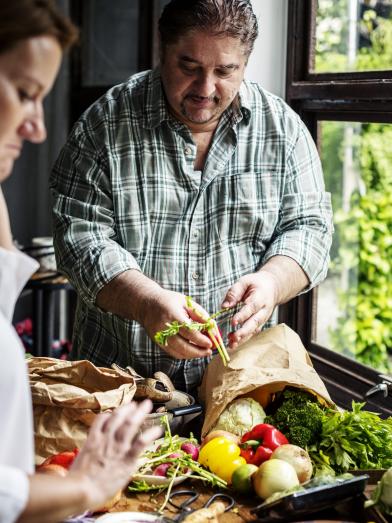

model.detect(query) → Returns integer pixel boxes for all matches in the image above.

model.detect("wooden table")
[99,482,257,521]
[95,476,389,523]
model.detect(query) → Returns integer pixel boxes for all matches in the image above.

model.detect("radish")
[168,452,182,459]
[181,442,199,461]
[153,463,171,476]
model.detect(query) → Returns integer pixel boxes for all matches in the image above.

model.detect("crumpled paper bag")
[199,323,334,437]
[28,357,137,464]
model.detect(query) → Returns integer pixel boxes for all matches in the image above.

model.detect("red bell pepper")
[240,424,288,466]
[241,424,288,450]
[240,446,255,463]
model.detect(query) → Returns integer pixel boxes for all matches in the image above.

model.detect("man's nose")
[193,72,216,97]
[18,101,47,143]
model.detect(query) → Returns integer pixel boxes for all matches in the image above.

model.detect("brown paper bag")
[28,357,137,464]
[199,323,334,437]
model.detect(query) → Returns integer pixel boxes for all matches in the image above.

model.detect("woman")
[0,2,160,522]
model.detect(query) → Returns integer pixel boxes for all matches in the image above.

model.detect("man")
[51,0,333,393]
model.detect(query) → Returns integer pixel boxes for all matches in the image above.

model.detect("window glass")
[315,121,392,373]
[314,0,392,73]
[81,0,139,86]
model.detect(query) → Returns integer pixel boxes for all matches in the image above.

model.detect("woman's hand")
[70,399,161,511]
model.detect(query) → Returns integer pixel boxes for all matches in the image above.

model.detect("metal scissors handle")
[168,489,235,521]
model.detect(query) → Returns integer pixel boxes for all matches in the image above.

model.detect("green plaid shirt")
[50,68,332,392]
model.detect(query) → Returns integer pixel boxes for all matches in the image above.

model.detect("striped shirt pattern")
[50,68,333,392]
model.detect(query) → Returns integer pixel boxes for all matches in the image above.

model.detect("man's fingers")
[229,310,266,347]
[232,298,261,327]
[164,335,212,359]
[222,279,248,308]
[179,325,212,349]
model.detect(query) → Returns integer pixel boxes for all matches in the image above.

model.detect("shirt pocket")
[209,171,281,253]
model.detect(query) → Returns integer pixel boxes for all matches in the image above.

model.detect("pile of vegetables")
[199,386,392,506]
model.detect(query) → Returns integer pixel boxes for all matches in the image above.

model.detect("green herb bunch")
[309,402,392,475]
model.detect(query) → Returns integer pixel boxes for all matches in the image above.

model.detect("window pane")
[314,0,392,73]
[315,121,392,373]
[82,0,139,86]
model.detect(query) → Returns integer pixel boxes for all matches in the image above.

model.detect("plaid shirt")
[50,68,333,392]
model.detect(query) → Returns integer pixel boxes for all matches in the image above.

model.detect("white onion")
[252,458,299,499]
[271,444,313,483]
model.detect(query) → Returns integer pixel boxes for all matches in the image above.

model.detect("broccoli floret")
[265,388,325,447]
[288,426,313,448]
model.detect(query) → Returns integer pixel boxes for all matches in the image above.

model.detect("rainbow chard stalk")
[154,297,231,366]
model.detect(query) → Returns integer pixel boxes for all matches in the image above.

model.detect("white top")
[0,247,39,523]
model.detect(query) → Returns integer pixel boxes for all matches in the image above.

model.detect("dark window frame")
[283,0,392,415]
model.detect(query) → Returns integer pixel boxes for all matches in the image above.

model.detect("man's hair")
[159,0,258,58]
[0,0,78,55]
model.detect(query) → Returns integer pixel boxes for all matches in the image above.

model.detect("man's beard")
[180,94,221,124]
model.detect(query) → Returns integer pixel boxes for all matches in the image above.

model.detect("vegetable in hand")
[154,297,231,365]
[198,436,246,484]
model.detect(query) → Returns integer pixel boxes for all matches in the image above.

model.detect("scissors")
[166,489,235,522]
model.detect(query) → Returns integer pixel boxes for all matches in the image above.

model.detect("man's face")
[160,31,247,131]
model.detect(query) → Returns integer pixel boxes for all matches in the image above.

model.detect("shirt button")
[192,230,199,239]
[191,272,200,280]
[184,146,193,156]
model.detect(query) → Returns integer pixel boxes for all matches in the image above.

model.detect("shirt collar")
[144,68,252,130]
[144,68,172,130]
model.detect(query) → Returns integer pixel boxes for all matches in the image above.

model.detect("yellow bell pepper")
[198,437,246,483]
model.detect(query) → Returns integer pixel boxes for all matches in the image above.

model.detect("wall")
[246,0,288,98]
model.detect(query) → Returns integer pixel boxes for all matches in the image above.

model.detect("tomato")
[39,448,79,470]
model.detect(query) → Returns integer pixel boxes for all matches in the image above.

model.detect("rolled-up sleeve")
[263,117,333,289]
[50,119,141,306]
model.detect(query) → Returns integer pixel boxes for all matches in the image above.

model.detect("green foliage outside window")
[317,6,392,371]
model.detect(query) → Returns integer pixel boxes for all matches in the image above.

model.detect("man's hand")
[139,288,213,359]
[222,271,279,349]
[97,270,213,359]
[222,256,309,349]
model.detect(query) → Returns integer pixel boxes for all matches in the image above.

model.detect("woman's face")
[0,35,62,182]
